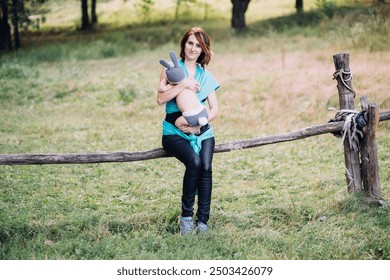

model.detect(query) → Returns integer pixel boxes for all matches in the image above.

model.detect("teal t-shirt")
[165,59,220,114]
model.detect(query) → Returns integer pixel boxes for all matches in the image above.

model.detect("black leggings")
[162,135,215,224]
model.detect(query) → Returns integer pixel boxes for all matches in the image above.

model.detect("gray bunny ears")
[159,50,186,84]
[159,50,179,69]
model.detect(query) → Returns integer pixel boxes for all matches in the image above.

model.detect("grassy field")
[1,1,390,260]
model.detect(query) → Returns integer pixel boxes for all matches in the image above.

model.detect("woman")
[157,27,220,235]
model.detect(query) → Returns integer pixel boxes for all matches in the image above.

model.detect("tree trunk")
[0,0,13,51]
[231,0,251,30]
[296,0,303,13]
[175,0,181,20]
[81,0,89,30]
[11,0,20,49]
[91,0,97,25]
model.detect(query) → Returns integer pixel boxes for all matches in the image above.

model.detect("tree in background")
[10,0,20,49]
[0,0,13,51]
[81,0,88,29]
[91,0,97,24]
[136,0,155,22]
[0,0,46,51]
[296,0,303,13]
[80,0,98,30]
[0,0,22,50]
[231,0,250,30]
[174,0,197,21]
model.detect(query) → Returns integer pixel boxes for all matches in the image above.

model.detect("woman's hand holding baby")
[178,124,201,134]
[183,78,200,93]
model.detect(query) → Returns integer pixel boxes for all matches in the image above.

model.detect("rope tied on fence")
[333,68,356,97]
[329,109,367,151]
[329,108,367,190]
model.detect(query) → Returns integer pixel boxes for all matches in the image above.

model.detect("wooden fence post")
[360,96,381,199]
[333,53,362,192]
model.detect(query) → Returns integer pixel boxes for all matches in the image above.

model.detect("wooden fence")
[1,53,389,201]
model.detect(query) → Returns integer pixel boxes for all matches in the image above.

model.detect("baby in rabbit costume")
[159,50,208,127]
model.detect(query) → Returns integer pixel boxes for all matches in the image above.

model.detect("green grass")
[1,1,390,260]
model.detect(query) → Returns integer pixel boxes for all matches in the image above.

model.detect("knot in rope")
[333,69,356,97]
[329,109,367,151]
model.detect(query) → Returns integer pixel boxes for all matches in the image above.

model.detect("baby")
[159,50,208,128]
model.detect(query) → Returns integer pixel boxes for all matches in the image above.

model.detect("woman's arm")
[158,78,171,93]
[156,69,200,106]
[206,91,219,122]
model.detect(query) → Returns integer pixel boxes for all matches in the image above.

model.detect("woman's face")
[184,34,202,61]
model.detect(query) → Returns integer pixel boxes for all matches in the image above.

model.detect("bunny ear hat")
[159,50,186,84]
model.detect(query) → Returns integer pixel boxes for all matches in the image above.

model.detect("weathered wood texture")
[1,111,389,166]
[333,53,362,192]
[0,122,344,165]
[379,109,390,122]
[360,99,381,198]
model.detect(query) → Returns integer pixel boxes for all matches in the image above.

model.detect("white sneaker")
[196,222,208,234]
[180,217,194,235]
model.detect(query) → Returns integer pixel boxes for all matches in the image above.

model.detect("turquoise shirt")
[162,59,220,154]
[165,60,220,114]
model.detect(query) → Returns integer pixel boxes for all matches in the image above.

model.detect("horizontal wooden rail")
[1,110,389,166]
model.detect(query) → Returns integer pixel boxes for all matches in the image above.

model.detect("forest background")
[0,0,390,260]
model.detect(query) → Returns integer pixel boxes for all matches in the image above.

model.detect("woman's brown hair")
[179,27,212,68]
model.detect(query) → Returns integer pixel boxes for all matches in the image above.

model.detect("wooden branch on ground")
[0,110,389,166]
